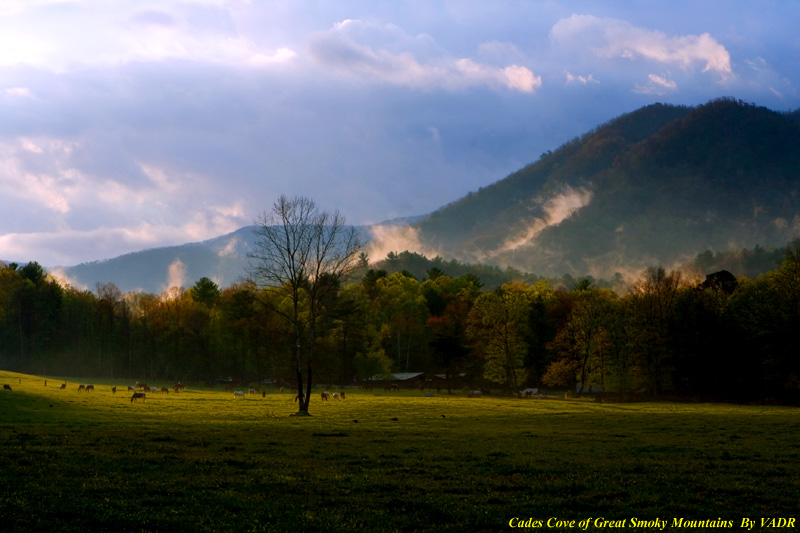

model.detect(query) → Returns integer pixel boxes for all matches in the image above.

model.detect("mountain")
[58,226,258,294]
[412,98,800,278]
[59,225,377,294]
[58,98,800,293]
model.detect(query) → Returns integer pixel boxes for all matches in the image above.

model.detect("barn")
[368,372,426,389]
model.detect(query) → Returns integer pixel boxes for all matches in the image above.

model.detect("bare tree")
[248,195,364,415]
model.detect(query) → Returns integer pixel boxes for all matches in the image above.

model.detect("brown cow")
[78,384,86,392]
[60,382,66,390]
[85,384,94,392]
[3,384,11,391]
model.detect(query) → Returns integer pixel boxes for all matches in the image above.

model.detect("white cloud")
[165,258,187,291]
[217,237,239,258]
[565,71,598,85]
[498,186,593,253]
[0,2,295,71]
[634,73,678,95]
[551,15,732,81]
[309,20,541,93]
[2,86,35,98]
[0,136,248,265]
[366,224,441,263]
[249,47,297,66]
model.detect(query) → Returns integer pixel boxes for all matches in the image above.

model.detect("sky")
[1,0,799,267]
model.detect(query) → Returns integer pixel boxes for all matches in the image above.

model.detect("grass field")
[1,370,798,532]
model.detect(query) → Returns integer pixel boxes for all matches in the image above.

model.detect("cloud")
[565,71,599,85]
[165,258,187,291]
[0,2,296,71]
[366,224,441,263]
[249,47,297,66]
[2,86,35,97]
[309,20,541,93]
[498,186,593,253]
[0,135,248,265]
[634,73,678,95]
[217,237,239,258]
[551,14,732,81]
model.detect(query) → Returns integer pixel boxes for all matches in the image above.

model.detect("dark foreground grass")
[0,371,798,532]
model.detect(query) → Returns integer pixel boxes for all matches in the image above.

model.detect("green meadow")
[1,371,798,532]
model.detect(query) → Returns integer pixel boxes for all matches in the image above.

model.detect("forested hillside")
[414,98,800,277]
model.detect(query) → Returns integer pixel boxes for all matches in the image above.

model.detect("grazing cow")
[234,391,245,399]
[135,382,147,391]
[173,382,186,392]
[321,391,329,401]
[78,384,86,392]
[85,384,94,392]
[150,387,158,394]
[112,386,117,394]
[340,391,346,400]
[131,392,146,403]
[160,387,169,394]
[3,384,11,391]
[60,382,66,390]
[332,392,340,400]
[248,388,257,396]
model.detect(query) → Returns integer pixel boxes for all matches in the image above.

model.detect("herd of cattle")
[3,380,508,401]
[1,379,353,404]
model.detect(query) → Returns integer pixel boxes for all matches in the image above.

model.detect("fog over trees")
[3,236,800,406]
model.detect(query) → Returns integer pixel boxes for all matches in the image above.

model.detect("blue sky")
[1,0,798,267]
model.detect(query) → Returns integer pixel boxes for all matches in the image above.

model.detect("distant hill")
[413,98,800,278]
[58,226,260,294]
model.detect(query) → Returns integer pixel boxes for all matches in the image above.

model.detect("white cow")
[234,391,245,399]
[248,388,257,396]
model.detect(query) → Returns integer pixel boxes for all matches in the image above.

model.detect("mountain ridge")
[413,98,800,277]
[44,97,800,292]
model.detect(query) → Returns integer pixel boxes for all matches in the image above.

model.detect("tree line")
[2,239,800,404]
